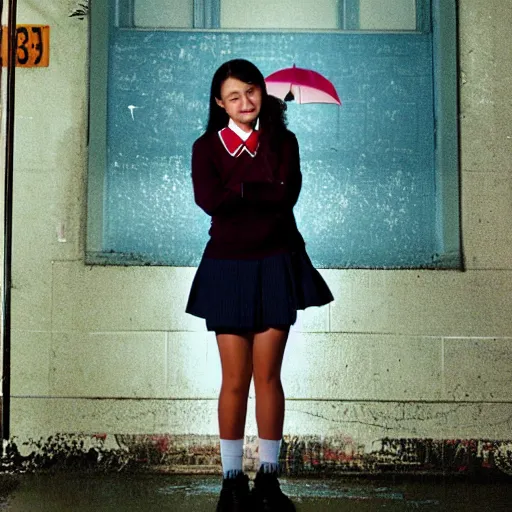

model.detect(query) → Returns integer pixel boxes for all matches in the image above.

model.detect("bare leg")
[216,332,254,440]
[252,327,290,440]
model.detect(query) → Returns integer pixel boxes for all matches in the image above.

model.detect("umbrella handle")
[284,89,295,102]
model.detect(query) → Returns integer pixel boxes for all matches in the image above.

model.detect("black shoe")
[216,472,251,512]
[251,468,295,512]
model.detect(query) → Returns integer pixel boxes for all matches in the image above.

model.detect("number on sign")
[1,25,49,67]
[31,26,43,65]
[17,26,30,65]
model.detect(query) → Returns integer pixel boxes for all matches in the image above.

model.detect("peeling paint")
[2,434,134,473]
[2,434,512,480]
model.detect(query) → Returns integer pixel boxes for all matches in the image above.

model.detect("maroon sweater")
[191,129,306,259]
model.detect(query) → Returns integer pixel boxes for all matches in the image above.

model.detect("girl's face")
[216,77,262,132]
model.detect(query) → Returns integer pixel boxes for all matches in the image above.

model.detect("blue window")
[87,0,460,268]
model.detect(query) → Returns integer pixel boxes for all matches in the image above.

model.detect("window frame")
[114,0,431,32]
[86,0,461,268]
[87,0,110,253]
[432,0,461,265]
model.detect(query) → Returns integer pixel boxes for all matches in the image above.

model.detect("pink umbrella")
[265,64,341,105]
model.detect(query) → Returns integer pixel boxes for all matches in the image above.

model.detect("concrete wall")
[3,0,512,471]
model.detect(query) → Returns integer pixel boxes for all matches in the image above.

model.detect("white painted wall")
[4,0,512,449]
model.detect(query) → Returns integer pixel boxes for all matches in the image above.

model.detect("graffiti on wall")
[3,433,512,479]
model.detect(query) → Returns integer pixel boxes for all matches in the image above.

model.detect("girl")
[186,59,334,512]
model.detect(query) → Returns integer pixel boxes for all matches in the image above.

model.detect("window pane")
[134,0,193,28]
[99,30,441,268]
[359,0,416,30]
[221,0,339,29]
[88,0,460,269]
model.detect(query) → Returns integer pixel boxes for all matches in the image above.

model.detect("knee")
[221,373,252,396]
[253,371,282,390]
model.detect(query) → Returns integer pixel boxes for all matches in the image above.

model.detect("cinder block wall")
[4,0,512,472]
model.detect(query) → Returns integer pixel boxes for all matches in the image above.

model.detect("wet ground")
[0,472,511,511]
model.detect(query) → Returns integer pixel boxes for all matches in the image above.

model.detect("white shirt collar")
[228,118,259,141]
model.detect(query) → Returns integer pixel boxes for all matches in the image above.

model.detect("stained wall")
[3,0,512,469]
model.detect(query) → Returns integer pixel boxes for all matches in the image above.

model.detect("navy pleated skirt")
[186,248,334,333]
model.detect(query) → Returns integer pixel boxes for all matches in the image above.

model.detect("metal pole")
[2,0,18,442]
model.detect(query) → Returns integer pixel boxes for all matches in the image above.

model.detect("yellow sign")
[1,25,50,67]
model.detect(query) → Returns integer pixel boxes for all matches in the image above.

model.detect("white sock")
[220,438,244,478]
[258,438,281,473]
